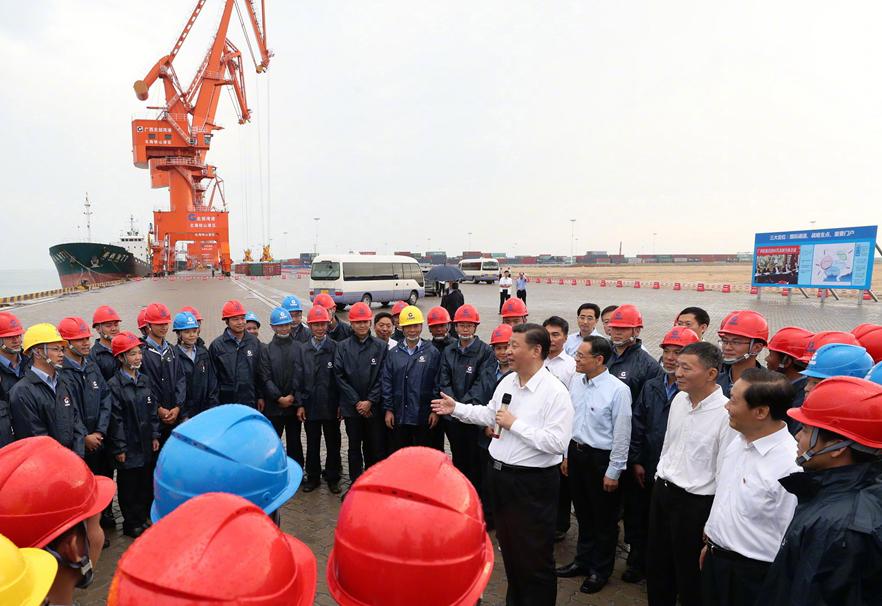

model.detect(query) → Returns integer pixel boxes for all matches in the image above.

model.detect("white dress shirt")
[544,351,576,387]
[569,370,632,480]
[655,386,734,495]
[452,367,573,468]
[499,276,513,294]
[564,329,604,357]
[704,425,800,561]
[387,338,397,350]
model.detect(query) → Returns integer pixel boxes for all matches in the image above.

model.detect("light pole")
[313,217,320,256]
[569,219,576,263]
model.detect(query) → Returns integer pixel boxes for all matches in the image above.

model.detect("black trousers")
[622,468,653,573]
[647,479,714,606]
[85,446,115,518]
[117,466,152,530]
[444,420,482,489]
[556,467,572,533]
[490,461,559,606]
[499,291,510,313]
[390,423,440,452]
[701,545,771,606]
[568,442,621,579]
[343,412,386,481]
[477,448,494,529]
[304,420,342,483]
[270,415,304,467]
[516,289,527,303]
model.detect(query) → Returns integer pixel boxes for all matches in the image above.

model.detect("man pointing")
[433,323,573,606]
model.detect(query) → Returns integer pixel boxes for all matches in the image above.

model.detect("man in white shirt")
[556,336,631,594]
[564,303,603,356]
[542,316,577,387]
[701,368,799,606]
[432,323,573,606]
[498,270,513,313]
[647,342,734,606]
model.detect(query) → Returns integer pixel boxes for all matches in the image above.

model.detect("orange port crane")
[131,0,271,275]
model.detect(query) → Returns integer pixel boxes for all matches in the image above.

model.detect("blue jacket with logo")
[629,373,678,479]
[209,330,262,406]
[295,338,339,421]
[107,370,160,469]
[381,339,441,426]
[59,356,112,438]
[10,369,86,457]
[0,355,28,448]
[437,337,495,423]
[608,340,664,404]
[89,341,118,382]
[140,339,187,412]
[333,335,386,418]
[177,343,219,417]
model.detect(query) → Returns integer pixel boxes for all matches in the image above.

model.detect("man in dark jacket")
[89,305,121,382]
[765,326,813,434]
[209,300,262,408]
[334,303,388,481]
[259,307,304,467]
[174,311,219,417]
[313,293,353,342]
[297,305,342,493]
[140,303,187,444]
[382,306,442,451]
[0,311,27,448]
[10,323,86,457]
[627,326,699,583]
[441,281,465,338]
[281,295,312,343]
[761,376,882,604]
[437,304,494,489]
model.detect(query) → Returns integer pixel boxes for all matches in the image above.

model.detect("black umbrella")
[425,265,465,282]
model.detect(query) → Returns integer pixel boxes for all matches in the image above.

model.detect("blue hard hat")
[866,361,882,386]
[270,307,293,326]
[802,343,874,380]
[281,295,302,313]
[245,311,260,326]
[172,311,199,331]
[151,404,303,522]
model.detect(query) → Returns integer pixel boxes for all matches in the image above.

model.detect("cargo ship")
[49,201,151,288]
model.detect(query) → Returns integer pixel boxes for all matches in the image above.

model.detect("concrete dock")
[5,271,880,605]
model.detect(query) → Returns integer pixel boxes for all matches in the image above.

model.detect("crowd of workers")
[0,289,881,605]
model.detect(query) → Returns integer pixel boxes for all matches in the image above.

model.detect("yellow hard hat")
[0,534,58,606]
[398,306,424,327]
[22,323,64,353]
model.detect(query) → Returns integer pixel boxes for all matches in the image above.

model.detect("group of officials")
[1,289,882,606]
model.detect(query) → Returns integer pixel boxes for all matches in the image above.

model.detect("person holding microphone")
[432,323,573,606]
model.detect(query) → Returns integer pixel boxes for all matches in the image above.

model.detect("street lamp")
[569,219,576,263]
[313,217,320,256]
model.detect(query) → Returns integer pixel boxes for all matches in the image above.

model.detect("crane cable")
[234,0,260,71]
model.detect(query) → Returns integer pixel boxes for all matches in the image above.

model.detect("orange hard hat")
[767,326,813,361]
[0,436,116,548]
[500,297,528,319]
[221,300,246,320]
[718,310,768,342]
[800,330,861,364]
[348,302,373,323]
[108,493,317,606]
[313,293,336,311]
[136,308,148,329]
[307,306,330,324]
[453,304,480,324]
[0,312,25,338]
[426,306,452,327]
[112,332,142,358]
[326,447,493,606]
[91,305,121,327]
[57,316,91,341]
[489,323,513,345]
[144,302,172,325]
[179,305,203,322]
[788,377,882,449]
[607,304,643,328]
[852,323,882,363]
[660,326,700,348]
[391,301,408,316]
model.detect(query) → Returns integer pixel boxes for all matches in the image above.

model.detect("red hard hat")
[391,300,408,316]
[91,305,121,327]
[426,306,452,327]
[800,330,861,364]
[326,447,493,606]
[180,305,203,322]
[57,316,91,341]
[607,304,643,328]
[660,326,700,348]
[112,331,142,358]
[313,293,336,311]
[718,310,769,342]
[307,306,330,324]
[221,299,246,320]
[0,312,25,338]
[767,326,813,360]
[136,308,148,329]
[453,304,480,324]
[852,324,882,363]
[0,436,116,548]
[108,493,317,606]
[490,323,513,345]
[788,377,882,449]
[144,302,172,325]
[500,297,528,319]
[348,302,373,323]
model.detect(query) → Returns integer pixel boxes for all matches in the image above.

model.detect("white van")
[309,255,425,307]
[458,258,500,283]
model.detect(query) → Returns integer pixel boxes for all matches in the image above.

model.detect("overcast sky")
[2,1,881,271]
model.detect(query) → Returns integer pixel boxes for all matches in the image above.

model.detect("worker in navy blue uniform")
[281,295,312,343]
[209,299,262,408]
[10,323,86,456]
[765,326,813,434]
[244,311,262,340]
[313,294,353,342]
[173,312,218,417]
[139,303,187,444]
[259,307,305,467]
[334,303,387,481]
[382,306,442,452]
[89,305,121,382]
[390,301,407,342]
[716,310,768,397]
[296,305,342,493]
[438,304,495,490]
[107,331,160,537]
[0,312,28,448]
[626,326,699,583]
[426,306,455,451]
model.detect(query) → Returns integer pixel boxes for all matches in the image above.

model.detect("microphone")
[493,393,512,439]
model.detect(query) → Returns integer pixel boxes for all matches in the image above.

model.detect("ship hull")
[49,242,151,288]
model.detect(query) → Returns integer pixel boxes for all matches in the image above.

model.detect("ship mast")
[83,193,93,243]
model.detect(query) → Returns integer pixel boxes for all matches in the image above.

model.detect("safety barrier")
[0,279,127,306]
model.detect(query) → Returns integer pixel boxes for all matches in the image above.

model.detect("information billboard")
[752,226,877,289]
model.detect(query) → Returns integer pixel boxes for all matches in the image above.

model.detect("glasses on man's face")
[45,346,65,354]
[574,352,600,360]
[718,338,750,348]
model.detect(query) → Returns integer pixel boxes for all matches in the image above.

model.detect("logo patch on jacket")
[370,358,377,365]
[246,350,253,357]
[327,361,333,369]
[418,356,425,363]
[618,371,628,380]
[92,380,99,389]
[63,396,71,406]
[466,366,474,374]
